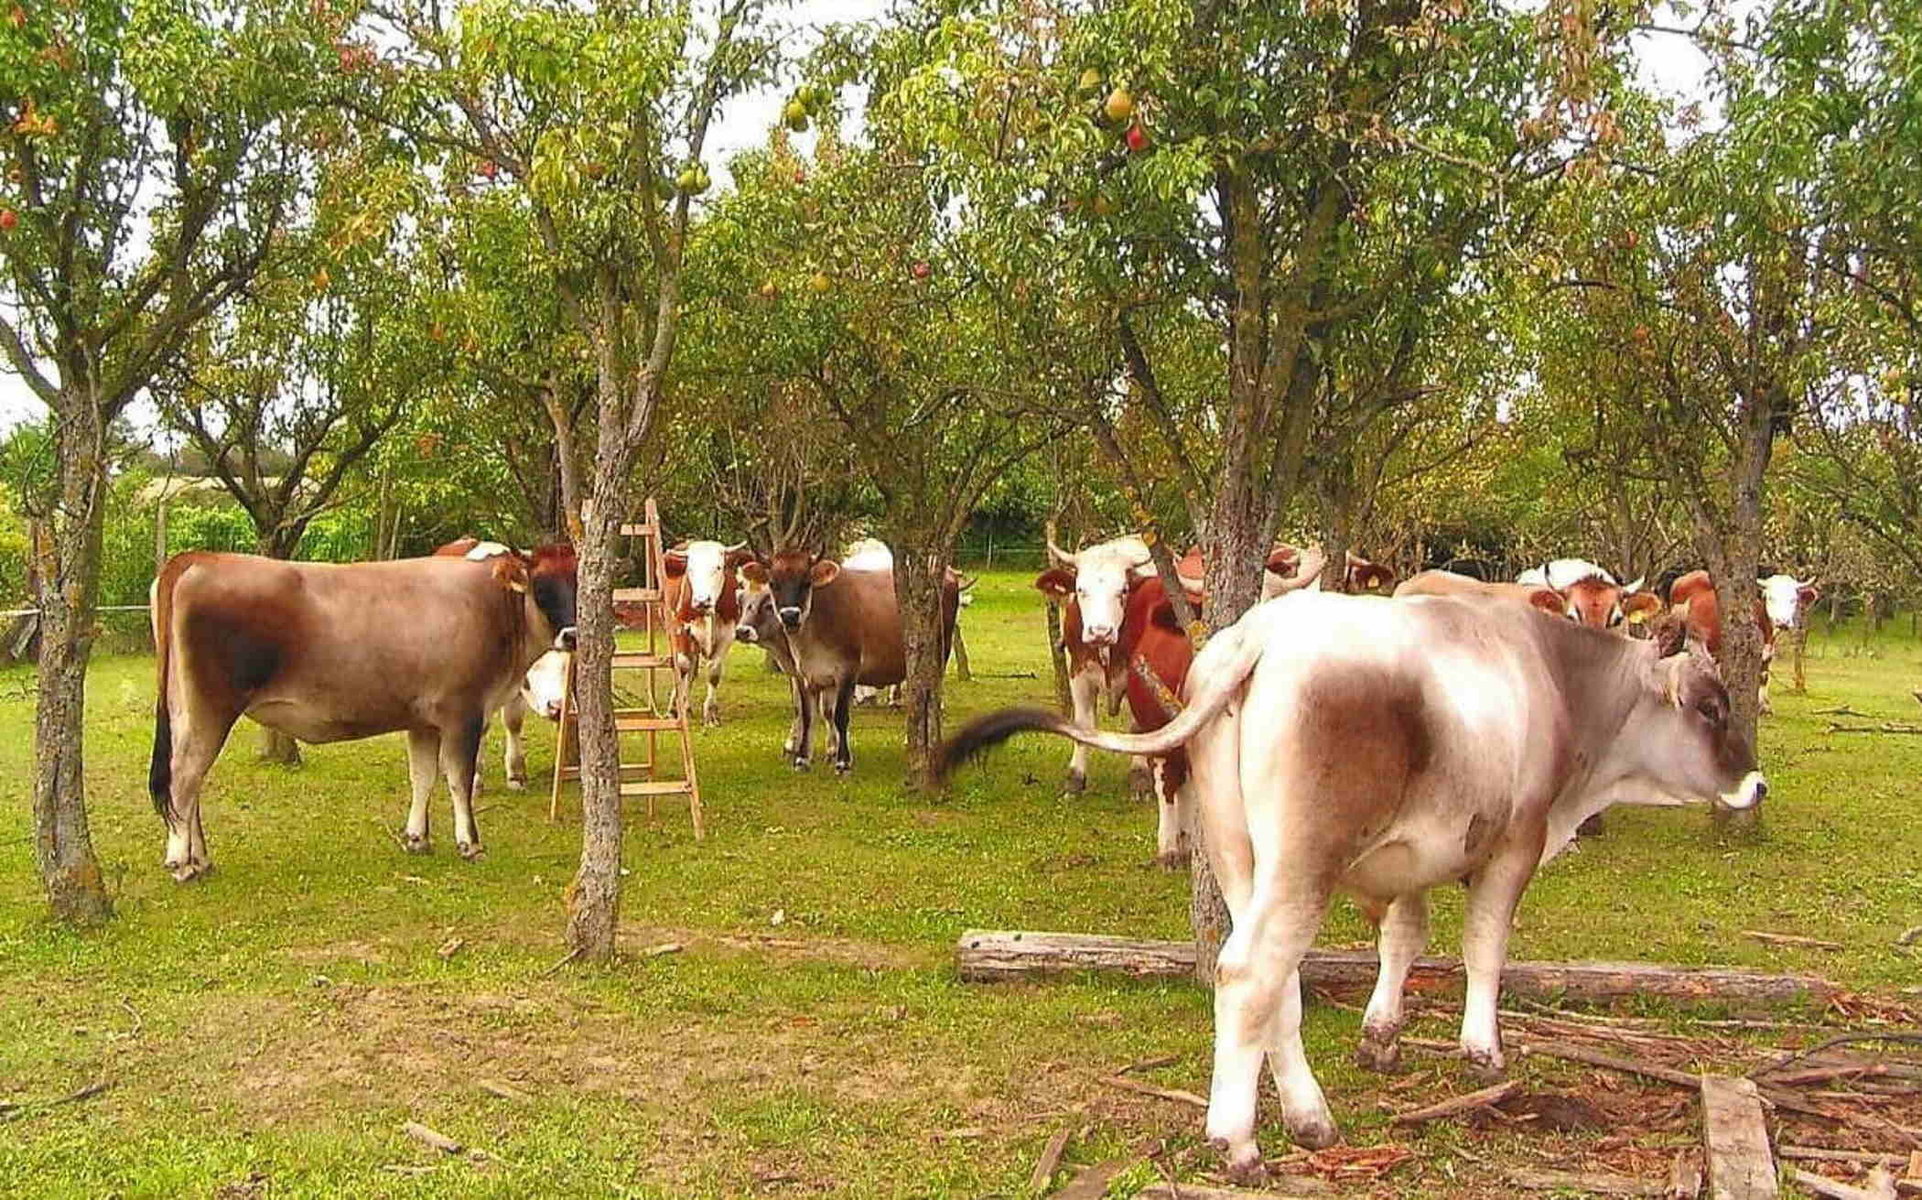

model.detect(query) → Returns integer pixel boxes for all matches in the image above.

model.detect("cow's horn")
[1046,536,1078,569]
[1270,544,1327,594]
[723,540,749,554]
[1623,576,1646,594]
[1177,572,1206,597]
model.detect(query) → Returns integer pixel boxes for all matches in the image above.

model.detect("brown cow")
[1669,569,1779,711]
[939,593,1763,1174]
[1517,558,1656,631]
[1394,568,1568,614]
[735,547,958,773]
[662,539,752,726]
[149,546,577,879]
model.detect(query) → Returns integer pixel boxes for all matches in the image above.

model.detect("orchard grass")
[1,574,1918,1197]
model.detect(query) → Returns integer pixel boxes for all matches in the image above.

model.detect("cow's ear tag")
[493,557,530,593]
[1626,607,1649,625]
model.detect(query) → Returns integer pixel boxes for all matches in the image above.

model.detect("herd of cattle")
[142,529,1816,1171]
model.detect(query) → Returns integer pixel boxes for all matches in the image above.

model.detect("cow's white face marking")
[464,541,512,561]
[520,650,571,721]
[1066,538,1152,646]
[1720,769,1768,810]
[679,540,731,614]
[1761,575,1810,629]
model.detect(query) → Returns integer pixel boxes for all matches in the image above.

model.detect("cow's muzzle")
[1719,770,1767,811]
[691,597,713,614]
[555,626,578,652]
[1084,625,1118,646]
[778,607,803,629]
[735,624,758,644]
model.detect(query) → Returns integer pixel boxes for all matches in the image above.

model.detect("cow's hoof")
[457,841,486,862]
[1060,771,1086,796]
[1210,1140,1267,1185]
[702,714,721,729]
[1354,1035,1403,1074]
[404,833,431,855]
[506,778,527,793]
[1285,1112,1341,1151]
[1462,1045,1506,1080]
[833,761,851,776]
[170,860,211,884]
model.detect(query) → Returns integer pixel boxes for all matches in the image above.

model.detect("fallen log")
[1519,1041,1702,1089]
[954,931,1837,1003]
[1785,1168,1896,1200]
[1506,1167,1667,1196]
[1701,1077,1777,1200]
[1028,1125,1074,1194]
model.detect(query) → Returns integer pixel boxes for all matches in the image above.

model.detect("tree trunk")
[564,496,625,959]
[1045,600,1070,710]
[896,542,952,793]
[32,398,114,927]
[1691,384,1775,758]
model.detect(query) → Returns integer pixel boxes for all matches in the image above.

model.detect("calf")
[150,545,577,878]
[735,547,958,772]
[939,594,1761,1174]
[662,539,752,726]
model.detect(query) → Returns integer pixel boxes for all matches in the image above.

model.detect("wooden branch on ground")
[1097,1075,1208,1109]
[1390,1079,1522,1126]
[1028,1125,1074,1194]
[1778,1147,1909,1167]
[1743,931,1845,951]
[1135,1184,1333,1199]
[1506,1167,1667,1195]
[954,931,1838,1003]
[1701,1076,1778,1200]
[402,1121,464,1155]
[1784,1168,1897,1200]
[1826,722,1922,735]
[1521,1041,1702,1089]
[1670,1147,1706,1200]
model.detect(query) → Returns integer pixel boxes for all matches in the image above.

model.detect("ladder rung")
[620,524,657,537]
[615,713,681,733]
[558,764,657,782]
[612,587,660,603]
[612,652,674,669]
[620,780,693,797]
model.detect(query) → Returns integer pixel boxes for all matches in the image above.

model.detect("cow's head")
[1560,573,1647,631]
[1034,535,1154,647]
[1628,614,1766,810]
[740,549,838,631]
[525,544,578,650]
[1761,574,1819,630]
[663,539,751,616]
[520,649,571,721]
[732,576,785,646]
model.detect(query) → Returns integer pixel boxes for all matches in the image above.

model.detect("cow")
[1516,558,1656,631]
[435,537,576,790]
[1033,535,1163,794]
[1668,569,1781,711]
[937,592,1763,1175]
[149,545,578,879]
[1394,569,1568,615]
[1260,544,1395,597]
[661,539,752,726]
[735,546,959,773]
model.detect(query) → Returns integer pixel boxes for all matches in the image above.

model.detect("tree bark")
[564,496,624,959]
[896,542,953,792]
[32,397,114,927]
[1692,382,1777,756]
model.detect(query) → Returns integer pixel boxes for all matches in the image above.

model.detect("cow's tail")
[935,618,1267,783]
[148,561,179,820]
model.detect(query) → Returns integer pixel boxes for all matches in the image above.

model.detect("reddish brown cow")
[1668,569,1778,710]
[661,539,752,726]
[150,545,577,879]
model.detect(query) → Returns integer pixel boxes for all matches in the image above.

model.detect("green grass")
[1,573,1918,1196]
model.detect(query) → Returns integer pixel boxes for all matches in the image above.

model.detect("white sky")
[0,1,1710,435]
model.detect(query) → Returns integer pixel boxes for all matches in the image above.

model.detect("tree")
[0,0,324,923]
[374,0,781,957]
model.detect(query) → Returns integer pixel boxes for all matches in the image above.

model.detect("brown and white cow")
[149,546,578,879]
[1259,544,1396,597]
[1516,558,1656,631]
[1668,569,1782,711]
[939,593,1762,1174]
[1033,535,1165,794]
[1761,574,1821,632]
[735,547,959,773]
[662,539,752,726]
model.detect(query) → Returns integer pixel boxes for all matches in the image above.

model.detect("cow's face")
[741,551,838,631]
[733,578,785,646]
[520,650,571,720]
[1345,557,1396,593]
[526,544,579,649]
[1761,574,1818,629]
[1039,538,1152,647]
[664,539,750,615]
[1562,577,1625,629]
[1636,616,1766,810]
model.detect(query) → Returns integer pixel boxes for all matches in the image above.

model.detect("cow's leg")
[702,652,727,727]
[1208,892,1336,1176]
[404,727,440,853]
[672,652,695,721]
[442,715,487,860]
[162,713,234,883]
[1128,754,1154,800]
[1458,832,1544,1075]
[1152,760,1189,869]
[1063,665,1101,793]
[790,680,816,769]
[830,679,857,774]
[1356,892,1430,1073]
[501,695,528,792]
[783,675,808,761]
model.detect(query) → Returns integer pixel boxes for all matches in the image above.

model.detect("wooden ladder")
[548,497,705,839]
